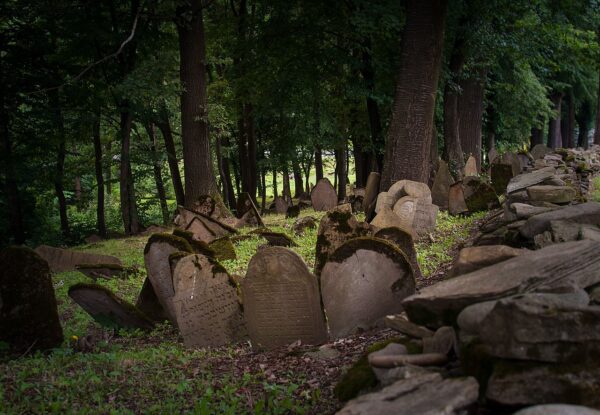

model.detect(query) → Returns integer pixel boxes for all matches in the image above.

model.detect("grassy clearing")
[1,207,482,414]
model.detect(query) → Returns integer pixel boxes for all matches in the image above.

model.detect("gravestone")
[242,247,327,349]
[393,197,438,235]
[464,156,478,177]
[35,245,122,273]
[173,229,216,258]
[75,263,126,281]
[191,195,233,221]
[448,182,469,216]
[208,236,237,260]
[371,206,415,237]
[136,277,170,323]
[293,216,317,235]
[463,176,500,212]
[273,197,289,215]
[531,144,552,160]
[491,163,514,195]
[431,161,454,209]
[143,233,193,323]
[178,206,237,243]
[321,237,415,338]
[68,283,154,330]
[0,246,63,353]
[363,172,381,214]
[236,192,264,227]
[311,178,338,211]
[314,204,371,276]
[374,227,423,280]
[173,254,246,348]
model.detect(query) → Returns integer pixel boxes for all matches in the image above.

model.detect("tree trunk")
[50,90,69,238]
[105,138,112,196]
[361,45,384,172]
[217,136,236,209]
[156,101,185,206]
[292,159,303,197]
[176,0,217,207]
[531,127,544,147]
[272,169,278,198]
[237,112,249,194]
[119,107,140,235]
[578,119,590,149]
[282,164,292,203]
[145,123,169,225]
[260,168,267,210]
[547,92,564,149]
[381,0,448,189]
[561,92,576,148]
[314,146,324,181]
[93,113,106,237]
[595,76,600,145]
[246,105,257,202]
[335,146,347,201]
[458,69,487,169]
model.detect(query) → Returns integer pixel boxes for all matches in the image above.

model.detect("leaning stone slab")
[384,314,434,338]
[448,182,468,216]
[491,163,514,195]
[431,161,454,209]
[374,227,422,280]
[530,144,552,160]
[336,372,479,415]
[176,206,237,243]
[208,236,237,260]
[321,238,415,338]
[35,245,122,273]
[449,245,526,277]
[69,283,154,330]
[0,247,63,353]
[144,233,193,323]
[242,247,327,350]
[259,231,298,247]
[173,254,246,348]
[527,185,576,204]
[402,240,600,328]
[273,196,289,215]
[463,176,499,212]
[135,277,170,324]
[311,178,338,211]
[236,192,264,227]
[520,202,600,239]
[75,263,126,281]
[514,405,600,415]
[512,203,557,219]
[506,167,556,194]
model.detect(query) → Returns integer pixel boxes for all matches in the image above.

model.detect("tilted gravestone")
[208,236,237,260]
[143,233,193,324]
[136,277,170,324]
[362,172,381,214]
[242,247,327,349]
[273,197,289,215]
[431,161,454,209]
[236,192,264,227]
[0,246,63,353]
[69,283,154,331]
[374,227,423,280]
[172,254,246,348]
[448,182,469,216]
[311,178,338,211]
[321,237,416,338]
[35,244,122,273]
[176,206,237,244]
[464,156,478,177]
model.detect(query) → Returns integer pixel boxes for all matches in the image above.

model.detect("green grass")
[1,206,482,414]
[591,176,600,203]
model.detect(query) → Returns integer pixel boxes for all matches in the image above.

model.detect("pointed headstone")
[236,192,264,227]
[431,161,454,209]
[448,182,469,216]
[464,156,478,177]
[311,178,338,211]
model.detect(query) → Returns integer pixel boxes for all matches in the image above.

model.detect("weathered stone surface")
[512,203,557,219]
[527,185,576,204]
[387,180,432,205]
[208,236,237,261]
[68,283,154,330]
[371,206,413,237]
[190,195,233,221]
[321,238,415,338]
[374,227,422,280]
[135,277,169,324]
[491,163,514,195]
[479,293,596,363]
[374,191,394,214]
[448,182,468,216]
[144,233,193,323]
[314,206,371,276]
[293,216,317,235]
[392,197,438,236]
[235,192,264,227]
[242,247,327,349]
[449,245,525,277]
[177,206,237,243]
[384,314,434,338]
[507,167,556,194]
[514,405,600,415]
[464,155,478,177]
[75,263,126,281]
[531,144,552,160]
[431,161,454,209]
[34,245,122,273]
[422,326,457,356]
[486,361,600,408]
[274,197,289,215]
[520,202,600,239]
[311,178,338,211]
[402,240,600,328]
[456,300,498,335]
[369,353,448,368]
[286,205,300,218]
[363,172,381,213]
[173,229,217,258]
[172,254,246,348]
[0,247,63,353]
[463,177,499,212]
[336,372,479,415]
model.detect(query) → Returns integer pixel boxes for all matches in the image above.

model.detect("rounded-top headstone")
[374,227,423,280]
[0,246,63,353]
[311,178,338,211]
[242,247,327,349]
[173,254,246,348]
[321,237,416,338]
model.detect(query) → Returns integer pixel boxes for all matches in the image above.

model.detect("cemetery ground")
[0,208,484,414]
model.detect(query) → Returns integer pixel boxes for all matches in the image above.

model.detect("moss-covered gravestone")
[464,155,478,177]
[0,246,63,353]
[173,229,216,258]
[311,178,338,211]
[242,247,327,350]
[491,163,516,195]
[314,204,371,276]
[463,176,500,212]
[321,238,415,338]
[173,254,246,348]
[35,244,122,273]
[374,227,423,280]
[143,233,193,324]
[135,277,170,324]
[68,283,154,330]
[176,206,237,243]
[208,236,237,260]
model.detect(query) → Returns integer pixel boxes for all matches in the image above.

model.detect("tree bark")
[531,127,544,147]
[562,92,575,148]
[145,123,169,225]
[595,77,600,145]
[105,138,112,196]
[119,107,140,235]
[272,168,278,198]
[282,164,292,203]
[314,146,324,181]
[93,113,106,237]
[335,146,347,201]
[260,168,266,210]
[381,0,448,189]
[156,101,185,206]
[578,118,590,149]
[361,45,384,172]
[458,69,487,169]
[50,90,69,238]
[176,0,217,207]
[547,92,564,149]
[217,135,236,209]
[292,159,303,197]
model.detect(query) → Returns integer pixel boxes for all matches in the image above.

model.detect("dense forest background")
[1,0,599,247]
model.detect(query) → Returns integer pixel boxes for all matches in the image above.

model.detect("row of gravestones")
[270,178,340,217]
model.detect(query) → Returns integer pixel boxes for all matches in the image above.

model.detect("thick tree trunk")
[282,164,292,203]
[145,123,169,225]
[335,146,347,201]
[561,92,576,148]
[260,168,267,210]
[314,147,324,181]
[381,0,448,189]
[119,108,140,235]
[578,119,589,149]
[49,90,69,238]
[93,113,106,238]
[595,77,600,145]
[176,0,217,207]
[485,104,497,156]
[531,127,544,147]
[548,92,564,149]
[292,159,303,197]
[156,101,185,206]
[217,136,236,209]
[361,45,384,172]
[458,69,487,169]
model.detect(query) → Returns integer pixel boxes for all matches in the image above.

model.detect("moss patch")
[144,233,193,255]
